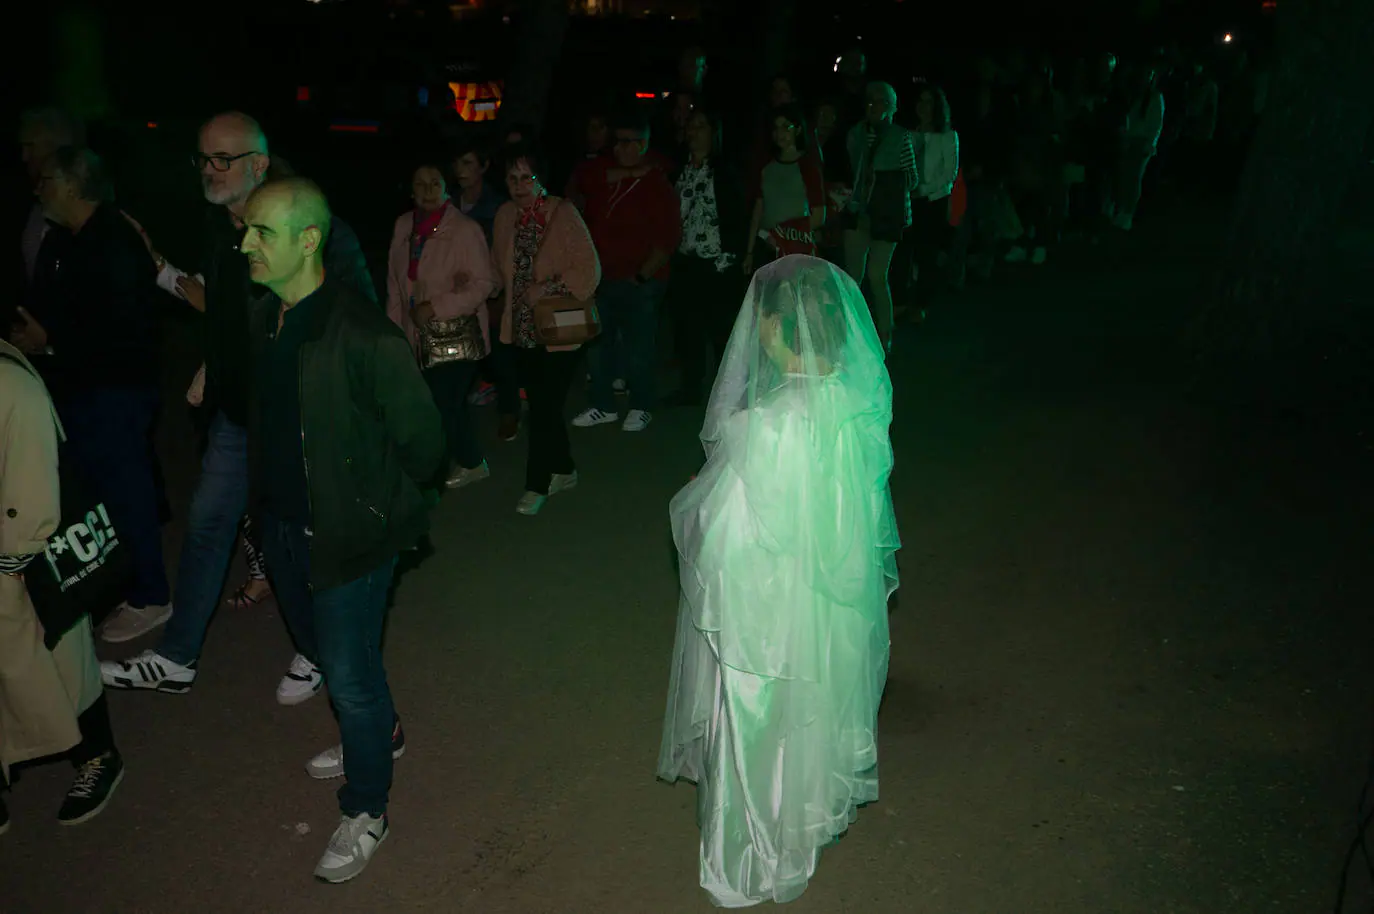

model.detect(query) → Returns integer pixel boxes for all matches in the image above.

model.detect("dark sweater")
[26,204,160,398]
[258,287,322,524]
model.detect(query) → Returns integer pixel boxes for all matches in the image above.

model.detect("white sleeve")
[157,262,187,297]
[156,263,204,300]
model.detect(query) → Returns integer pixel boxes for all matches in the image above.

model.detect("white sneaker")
[517,471,578,516]
[99,602,173,644]
[314,813,389,883]
[515,492,546,515]
[1003,245,1028,264]
[276,654,324,706]
[445,460,490,490]
[572,408,619,428]
[1030,246,1047,265]
[622,409,652,432]
[306,720,406,780]
[101,649,196,693]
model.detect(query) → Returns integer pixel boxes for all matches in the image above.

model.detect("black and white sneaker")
[572,408,619,428]
[58,752,125,825]
[276,653,324,706]
[100,650,196,693]
[314,812,389,883]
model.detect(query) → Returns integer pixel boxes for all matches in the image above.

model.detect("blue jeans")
[59,387,169,607]
[157,412,249,666]
[588,279,663,413]
[261,516,398,817]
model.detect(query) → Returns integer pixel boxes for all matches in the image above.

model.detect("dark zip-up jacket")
[202,208,375,427]
[26,204,161,398]
[246,277,444,590]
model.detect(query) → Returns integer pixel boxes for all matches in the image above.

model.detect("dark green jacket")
[247,277,444,590]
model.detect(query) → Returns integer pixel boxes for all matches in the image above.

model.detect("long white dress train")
[657,256,899,907]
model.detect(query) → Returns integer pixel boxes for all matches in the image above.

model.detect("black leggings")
[666,253,744,398]
[908,197,952,310]
[70,693,118,765]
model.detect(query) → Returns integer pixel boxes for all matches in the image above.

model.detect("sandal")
[225,581,273,610]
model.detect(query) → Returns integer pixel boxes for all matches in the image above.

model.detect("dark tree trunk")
[756,0,796,97]
[499,0,571,139]
[1195,0,1374,378]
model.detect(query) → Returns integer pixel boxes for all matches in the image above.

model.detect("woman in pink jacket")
[386,164,498,490]
[490,144,601,517]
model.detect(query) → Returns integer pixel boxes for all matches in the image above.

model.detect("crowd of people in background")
[2,33,1266,888]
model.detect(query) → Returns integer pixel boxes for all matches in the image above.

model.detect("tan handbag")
[533,296,600,347]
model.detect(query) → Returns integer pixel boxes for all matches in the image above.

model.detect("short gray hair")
[50,146,114,204]
[866,82,898,113]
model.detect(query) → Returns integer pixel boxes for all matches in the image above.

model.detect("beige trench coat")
[0,340,102,781]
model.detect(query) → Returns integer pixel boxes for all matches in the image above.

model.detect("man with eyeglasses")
[101,112,373,702]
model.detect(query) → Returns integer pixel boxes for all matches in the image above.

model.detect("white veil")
[661,255,899,904]
[674,255,898,679]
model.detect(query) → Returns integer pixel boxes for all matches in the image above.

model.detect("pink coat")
[490,197,601,348]
[385,204,497,354]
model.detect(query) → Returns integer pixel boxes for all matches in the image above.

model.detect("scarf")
[408,201,449,282]
[518,191,549,229]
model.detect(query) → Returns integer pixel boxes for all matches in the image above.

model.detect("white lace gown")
[658,384,898,907]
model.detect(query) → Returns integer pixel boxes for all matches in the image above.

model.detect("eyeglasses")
[192,151,262,172]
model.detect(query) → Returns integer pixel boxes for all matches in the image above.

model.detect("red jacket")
[586,168,681,283]
[567,150,676,216]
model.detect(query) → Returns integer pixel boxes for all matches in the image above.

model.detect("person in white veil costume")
[658,254,899,906]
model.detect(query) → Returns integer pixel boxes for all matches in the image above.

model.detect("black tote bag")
[1,353,133,648]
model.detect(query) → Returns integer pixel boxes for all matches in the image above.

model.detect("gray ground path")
[3,209,1370,913]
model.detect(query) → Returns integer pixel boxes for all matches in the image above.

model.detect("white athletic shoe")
[622,410,652,433]
[276,654,324,706]
[572,408,619,428]
[314,813,389,883]
[101,650,196,693]
[305,721,407,780]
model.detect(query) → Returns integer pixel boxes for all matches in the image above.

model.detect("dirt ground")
[2,205,1371,914]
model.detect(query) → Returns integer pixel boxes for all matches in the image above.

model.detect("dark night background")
[10,0,1274,273]
[8,2,1374,912]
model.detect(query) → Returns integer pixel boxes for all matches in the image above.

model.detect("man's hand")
[10,307,48,354]
[412,301,436,326]
[177,276,206,312]
[187,363,207,406]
